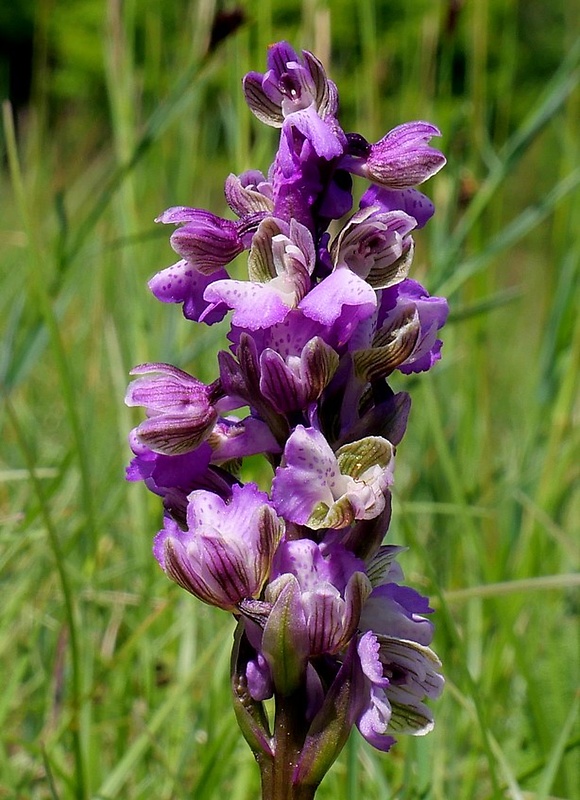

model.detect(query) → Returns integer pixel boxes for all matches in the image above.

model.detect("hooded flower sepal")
[230,621,274,759]
[225,170,274,217]
[156,207,246,275]
[207,416,282,462]
[259,336,340,414]
[352,306,421,382]
[125,363,223,455]
[153,484,284,611]
[293,637,366,789]
[330,206,417,290]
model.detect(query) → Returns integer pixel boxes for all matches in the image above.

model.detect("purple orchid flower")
[271,425,394,529]
[330,205,417,289]
[377,279,449,373]
[341,122,446,190]
[203,217,316,329]
[128,40,448,794]
[154,483,284,611]
[125,363,223,455]
[243,41,343,161]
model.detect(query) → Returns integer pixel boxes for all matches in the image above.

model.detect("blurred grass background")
[1,1,578,798]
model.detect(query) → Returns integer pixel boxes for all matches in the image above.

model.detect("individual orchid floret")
[259,336,339,414]
[154,484,284,611]
[224,170,274,217]
[351,279,448,381]
[355,558,444,745]
[156,207,246,274]
[340,122,446,189]
[265,538,372,659]
[243,42,343,160]
[203,217,316,330]
[125,363,223,455]
[271,425,394,529]
[330,205,417,289]
[377,279,449,374]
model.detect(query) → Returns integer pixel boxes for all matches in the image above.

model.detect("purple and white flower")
[127,40,448,788]
[154,483,283,611]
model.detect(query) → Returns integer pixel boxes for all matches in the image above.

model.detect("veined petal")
[154,485,283,610]
[341,121,445,190]
[243,71,284,127]
[135,412,216,455]
[259,337,339,413]
[365,122,445,188]
[170,219,243,275]
[225,171,274,216]
[126,363,219,455]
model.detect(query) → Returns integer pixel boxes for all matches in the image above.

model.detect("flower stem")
[259,692,317,800]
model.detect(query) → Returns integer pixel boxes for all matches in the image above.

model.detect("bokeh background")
[1,1,578,798]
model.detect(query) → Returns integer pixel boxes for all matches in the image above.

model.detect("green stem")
[259,693,317,800]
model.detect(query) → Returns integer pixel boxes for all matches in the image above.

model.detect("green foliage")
[1,1,578,798]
